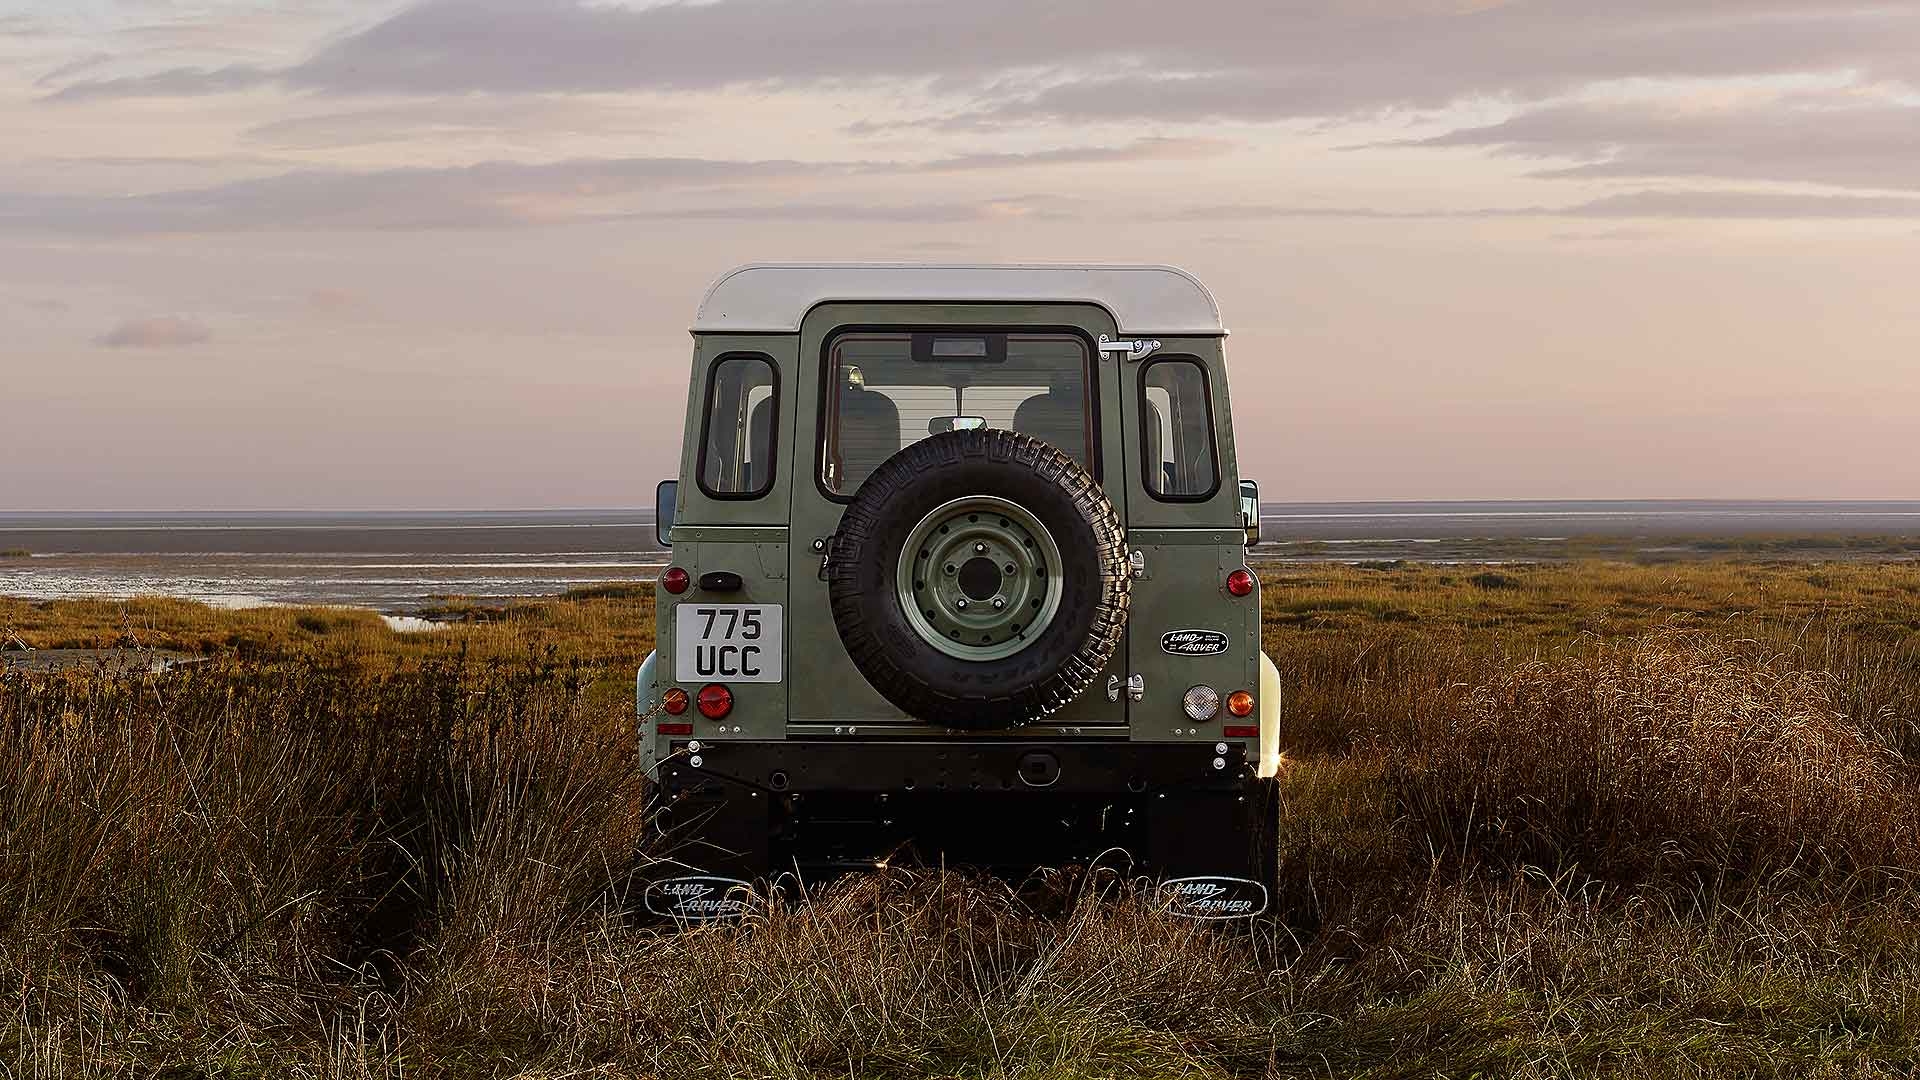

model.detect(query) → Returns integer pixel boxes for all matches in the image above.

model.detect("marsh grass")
[3,562,1920,1076]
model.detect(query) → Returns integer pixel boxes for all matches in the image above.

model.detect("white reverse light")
[1182,685,1220,722]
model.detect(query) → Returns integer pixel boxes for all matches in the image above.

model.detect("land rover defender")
[637,264,1281,918]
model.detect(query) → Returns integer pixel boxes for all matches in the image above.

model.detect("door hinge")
[1127,550,1148,579]
[1107,674,1122,702]
[1098,334,1162,362]
[1126,674,1146,702]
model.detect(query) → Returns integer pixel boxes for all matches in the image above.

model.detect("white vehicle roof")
[693,263,1225,337]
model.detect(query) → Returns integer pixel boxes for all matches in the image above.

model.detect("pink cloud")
[97,315,212,348]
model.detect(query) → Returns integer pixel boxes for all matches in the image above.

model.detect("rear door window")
[1140,358,1218,500]
[821,332,1091,496]
[698,354,777,498]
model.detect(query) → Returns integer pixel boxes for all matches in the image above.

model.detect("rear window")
[698,353,777,498]
[1140,358,1218,500]
[821,332,1091,496]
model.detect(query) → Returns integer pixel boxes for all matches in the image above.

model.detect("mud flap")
[1157,876,1269,919]
[642,875,756,923]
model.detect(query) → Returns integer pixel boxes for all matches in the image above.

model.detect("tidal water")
[3,502,1916,611]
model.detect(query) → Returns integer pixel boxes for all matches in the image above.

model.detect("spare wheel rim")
[895,495,1065,661]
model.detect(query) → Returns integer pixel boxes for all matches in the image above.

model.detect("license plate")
[675,604,782,683]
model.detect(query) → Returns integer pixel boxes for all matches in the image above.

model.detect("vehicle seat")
[1012,387,1087,466]
[1144,399,1176,492]
[837,386,902,490]
[746,394,774,492]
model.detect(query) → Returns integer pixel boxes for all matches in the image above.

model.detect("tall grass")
[3,564,1920,1075]
[1388,631,1919,887]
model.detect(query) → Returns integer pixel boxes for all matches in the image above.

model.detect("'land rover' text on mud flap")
[639,265,1283,910]
[643,875,755,922]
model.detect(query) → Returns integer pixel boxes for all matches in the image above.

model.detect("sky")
[3,0,1918,509]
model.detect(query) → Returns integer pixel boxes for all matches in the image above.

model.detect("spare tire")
[826,429,1129,728]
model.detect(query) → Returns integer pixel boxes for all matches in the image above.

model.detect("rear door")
[1115,339,1257,743]
[785,302,1130,732]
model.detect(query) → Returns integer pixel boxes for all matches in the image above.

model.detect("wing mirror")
[655,480,678,547]
[1239,479,1261,547]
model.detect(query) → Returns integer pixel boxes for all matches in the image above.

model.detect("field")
[4,560,1920,1077]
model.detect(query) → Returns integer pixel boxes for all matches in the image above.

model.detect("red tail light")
[697,684,733,720]
[661,687,689,715]
[1226,568,1255,598]
[661,566,690,594]
[1223,724,1259,739]
[1227,690,1256,718]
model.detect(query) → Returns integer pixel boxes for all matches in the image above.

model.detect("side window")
[698,354,777,498]
[1140,359,1218,500]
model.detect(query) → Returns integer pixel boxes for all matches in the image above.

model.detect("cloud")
[35,52,114,87]
[47,63,275,102]
[0,140,1208,233]
[307,288,359,314]
[1563,190,1920,220]
[47,0,1920,120]
[97,316,212,348]
[637,195,1080,224]
[0,14,46,39]
[924,137,1233,171]
[1398,95,1920,192]
[37,0,1920,210]
[1176,190,1920,221]
[242,97,667,150]
[0,156,833,233]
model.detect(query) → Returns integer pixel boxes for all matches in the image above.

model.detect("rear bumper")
[651,739,1272,881]
[660,737,1252,794]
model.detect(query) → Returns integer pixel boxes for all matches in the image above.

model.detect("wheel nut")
[992,598,1005,610]
[975,543,987,553]
[956,598,969,610]
[945,564,957,575]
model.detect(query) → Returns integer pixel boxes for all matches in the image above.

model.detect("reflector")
[697,684,733,720]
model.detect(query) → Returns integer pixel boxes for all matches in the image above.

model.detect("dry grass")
[1388,632,1919,886]
[3,562,1920,1075]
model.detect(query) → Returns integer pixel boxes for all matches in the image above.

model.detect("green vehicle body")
[637,265,1279,916]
